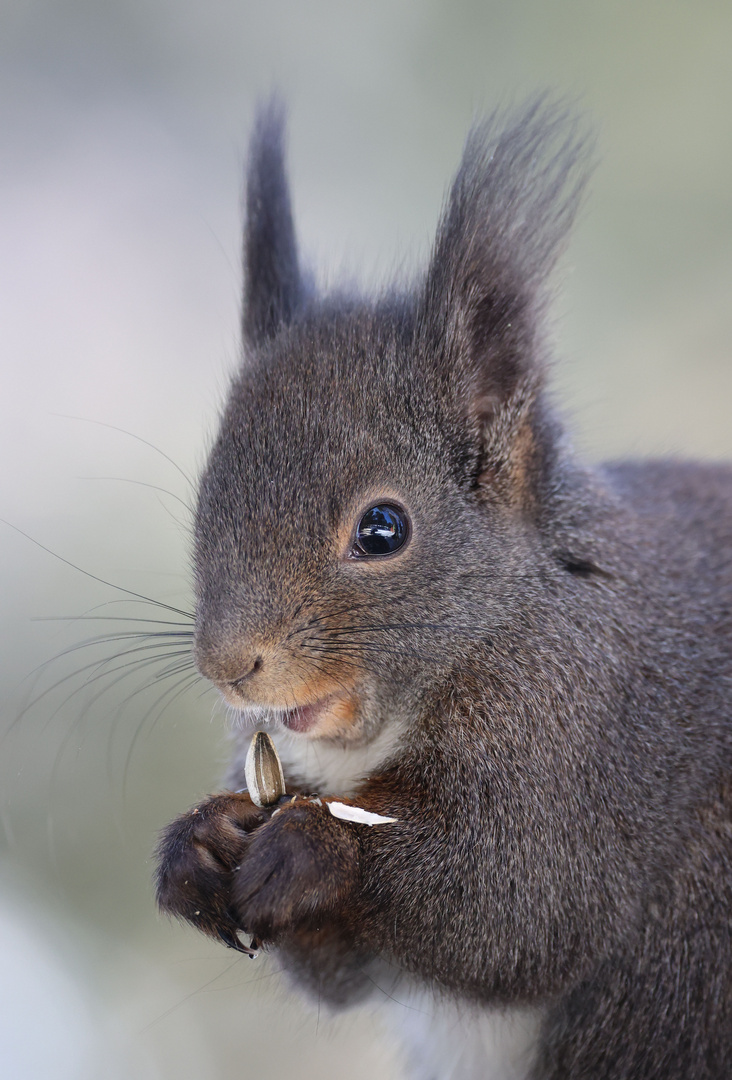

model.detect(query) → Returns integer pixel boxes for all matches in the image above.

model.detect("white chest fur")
[385,988,541,1080]
[268,719,407,797]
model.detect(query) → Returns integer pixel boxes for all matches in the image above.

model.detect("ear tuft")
[420,97,592,406]
[243,98,303,346]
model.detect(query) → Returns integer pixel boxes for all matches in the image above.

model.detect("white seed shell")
[327,801,398,826]
[245,731,286,807]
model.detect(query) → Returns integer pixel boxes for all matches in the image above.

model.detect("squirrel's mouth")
[278,691,359,738]
[280,697,330,733]
[232,690,361,740]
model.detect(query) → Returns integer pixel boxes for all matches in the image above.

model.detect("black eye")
[352,504,409,558]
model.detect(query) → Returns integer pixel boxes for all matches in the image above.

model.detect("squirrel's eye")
[352,504,409,558]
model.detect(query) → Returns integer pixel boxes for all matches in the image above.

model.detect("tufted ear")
[243,100,304,347]
[418,99,591,495]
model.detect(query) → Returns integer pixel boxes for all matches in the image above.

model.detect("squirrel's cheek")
[302,692,361,740]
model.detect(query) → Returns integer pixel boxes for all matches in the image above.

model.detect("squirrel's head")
[193,99,590,745]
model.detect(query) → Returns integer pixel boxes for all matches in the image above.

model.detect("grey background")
[1,1,731,1076]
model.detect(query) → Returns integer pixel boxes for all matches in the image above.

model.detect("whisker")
[46,653,194,802]
[12,641,195,733]
[288,603,370,637]
[152,657,199,680]
[321,621,493,638]
[104,663,200,788]
[306,646,446,666]
[52,413,195,491]
[299,642,365,656]
[24,630,195,683]
[9,624,194,719]
[42,664,200,864]
[0,518,195,620]
[121,670,203,795]
[303,637,438,656]
[79,476,194,514]
[141,955,246,1032]
[33,615,194,626]
[40,648,196,737]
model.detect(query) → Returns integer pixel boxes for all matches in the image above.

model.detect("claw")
[217,927,259,958]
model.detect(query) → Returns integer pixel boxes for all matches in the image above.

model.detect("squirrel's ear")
[419,99,590,419]
[242,100,303,347]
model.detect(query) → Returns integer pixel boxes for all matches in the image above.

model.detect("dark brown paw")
[230,798,360,943]
[155,792,270,952]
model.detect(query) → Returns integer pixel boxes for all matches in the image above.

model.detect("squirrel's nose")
[229,656,264,689]
[193,629,267,689]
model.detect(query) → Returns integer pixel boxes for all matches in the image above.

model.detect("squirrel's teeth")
[245,730,286,807]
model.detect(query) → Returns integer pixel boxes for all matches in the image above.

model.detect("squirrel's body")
[156,102,732,1078]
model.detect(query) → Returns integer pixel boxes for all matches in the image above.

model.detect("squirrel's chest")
[386,990,542,1080]
[268,721,408,797]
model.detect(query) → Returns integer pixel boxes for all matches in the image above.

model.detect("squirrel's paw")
[231,797,360,943]
[155,792,269,953]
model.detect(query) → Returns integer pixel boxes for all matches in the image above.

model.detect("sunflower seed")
[244,730,286,807]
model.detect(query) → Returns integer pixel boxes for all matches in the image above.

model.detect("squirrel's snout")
[193,625,363,739]
[193,635,267,693]
[229,656,264,688]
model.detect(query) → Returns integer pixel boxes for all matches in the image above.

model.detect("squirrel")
[155,98,732,1079]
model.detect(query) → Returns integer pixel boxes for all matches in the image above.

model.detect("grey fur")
[164,100,732,1078]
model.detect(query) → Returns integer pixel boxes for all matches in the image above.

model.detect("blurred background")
[1,1,731,1076]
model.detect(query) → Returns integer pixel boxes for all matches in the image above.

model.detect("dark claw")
[217,926,259,958]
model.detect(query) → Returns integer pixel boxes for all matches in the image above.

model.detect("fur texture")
[155,100,732,1078]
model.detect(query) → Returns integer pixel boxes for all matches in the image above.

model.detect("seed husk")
[326,800,398,825]
[245,730,286,807]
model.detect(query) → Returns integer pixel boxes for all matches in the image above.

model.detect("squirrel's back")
[605,458,732,645]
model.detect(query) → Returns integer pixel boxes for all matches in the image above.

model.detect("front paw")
[155,792,269,952]
[232,798,360,943]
